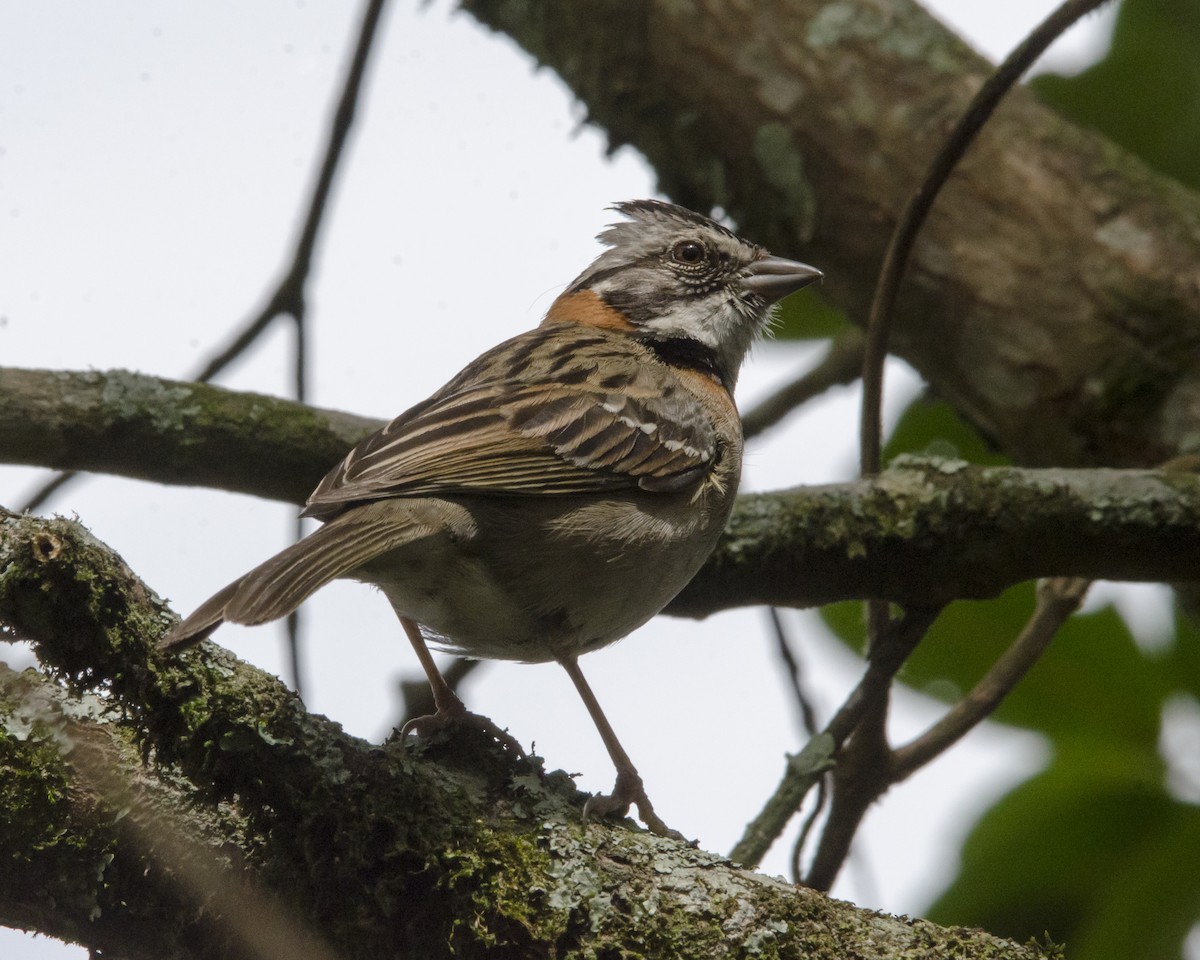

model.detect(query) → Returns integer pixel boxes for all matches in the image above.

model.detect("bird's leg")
[559,655,684,841]
[395,612,524,757]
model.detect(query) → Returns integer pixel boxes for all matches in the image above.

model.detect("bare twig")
[729,731,835,869]
[822,606,943,746]
[19,471,75,513]
[730,605,941,872]
[17,0,389,521]
[742,330,865,441]
[192,0,389,386]
[803,605,941,890]
[891,577,1091,780]
[789,776,827,885]
[18,0,392,694]
[763,606,829,881]
[766,607,818,737]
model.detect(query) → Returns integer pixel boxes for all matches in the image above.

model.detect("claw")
[582,769,686,842]
[400,707,526,759]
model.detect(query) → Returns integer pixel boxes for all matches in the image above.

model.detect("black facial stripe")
[598,284,660,325]
[638,335,732,393]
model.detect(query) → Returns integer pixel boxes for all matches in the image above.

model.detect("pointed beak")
[741,255,823,304]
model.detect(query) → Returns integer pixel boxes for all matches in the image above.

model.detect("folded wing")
[304,331,719,520]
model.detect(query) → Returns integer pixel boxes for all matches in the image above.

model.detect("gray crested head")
[565,200,822,387]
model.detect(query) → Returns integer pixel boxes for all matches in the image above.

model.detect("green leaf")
[1165,603,1200,700]
[882,395,1009,466]
[1072,803,1200,960]
[1032,0,1200,190]
[821,586,1170,746]
[928,740,1196,960]
[920,589,1167,746]
[771,287,850,340]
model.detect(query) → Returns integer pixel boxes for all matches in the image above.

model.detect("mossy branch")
[0,509,1055,959]
[4,368,1199,615]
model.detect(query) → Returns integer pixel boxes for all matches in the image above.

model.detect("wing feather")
[303,328,720,519]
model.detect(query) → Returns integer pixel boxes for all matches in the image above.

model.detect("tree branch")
[857,0,1112,477]
[0,664,339,960]
[4,368,1200,612]
[20,0,391,522]
[890,576,1091,780]
[0,510,1055,959]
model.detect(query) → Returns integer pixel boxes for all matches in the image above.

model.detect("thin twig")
[742,330,865,441]
[18,471,76,514]
[802,604,943,890]
[767,607,818,736]
[822,605,943,745]
[765,605,830,881]
[858,0,1113,476]
[193,0,388,386]
[18,0,389,516]
[891,577,1091,780]
[790,777,826,885]
[729,731,836,869]
[730,604,941,871]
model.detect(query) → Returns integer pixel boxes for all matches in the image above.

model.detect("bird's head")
[545,199,822,388]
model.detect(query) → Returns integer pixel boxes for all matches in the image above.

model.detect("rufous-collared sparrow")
[161,199,821,838]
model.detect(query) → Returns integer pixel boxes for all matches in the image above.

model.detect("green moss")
[439,826,567,951]
[0,679,118,933]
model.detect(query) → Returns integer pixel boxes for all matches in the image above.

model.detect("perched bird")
[162,200,821,837]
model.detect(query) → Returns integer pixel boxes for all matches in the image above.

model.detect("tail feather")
[159,579,239,651]
[159,503,420,652]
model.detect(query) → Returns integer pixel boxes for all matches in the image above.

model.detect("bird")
[161,199,822,838]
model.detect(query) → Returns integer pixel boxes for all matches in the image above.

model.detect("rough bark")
[0,367,377,507]
[0,509,1055,960]
[457,0,1200,469]
[4,367,1198,615]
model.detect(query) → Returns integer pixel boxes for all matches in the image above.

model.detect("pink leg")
[560,655,684,841]
[395,613,523,757]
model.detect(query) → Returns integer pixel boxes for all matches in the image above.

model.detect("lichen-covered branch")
[0,366,381,506]
[457,0,1200,471]
[0,510,1055,959]
[673,457,1200,613]
[0,664,337,960]
[4,368,1199,614]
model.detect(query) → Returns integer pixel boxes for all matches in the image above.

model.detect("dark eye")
[672,240,705,265]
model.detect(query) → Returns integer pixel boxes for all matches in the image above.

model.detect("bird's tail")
[159,502,418,652]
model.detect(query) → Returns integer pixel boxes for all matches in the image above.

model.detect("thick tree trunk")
[459,0,1200,469]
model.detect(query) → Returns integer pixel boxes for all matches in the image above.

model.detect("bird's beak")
[742,255,823,304]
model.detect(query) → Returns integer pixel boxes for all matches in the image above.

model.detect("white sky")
[0,3,1124,957]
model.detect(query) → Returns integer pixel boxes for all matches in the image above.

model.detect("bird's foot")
[582,768,687,842]
[400,703,525,759]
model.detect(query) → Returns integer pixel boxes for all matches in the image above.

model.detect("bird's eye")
[672,240,705,265]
